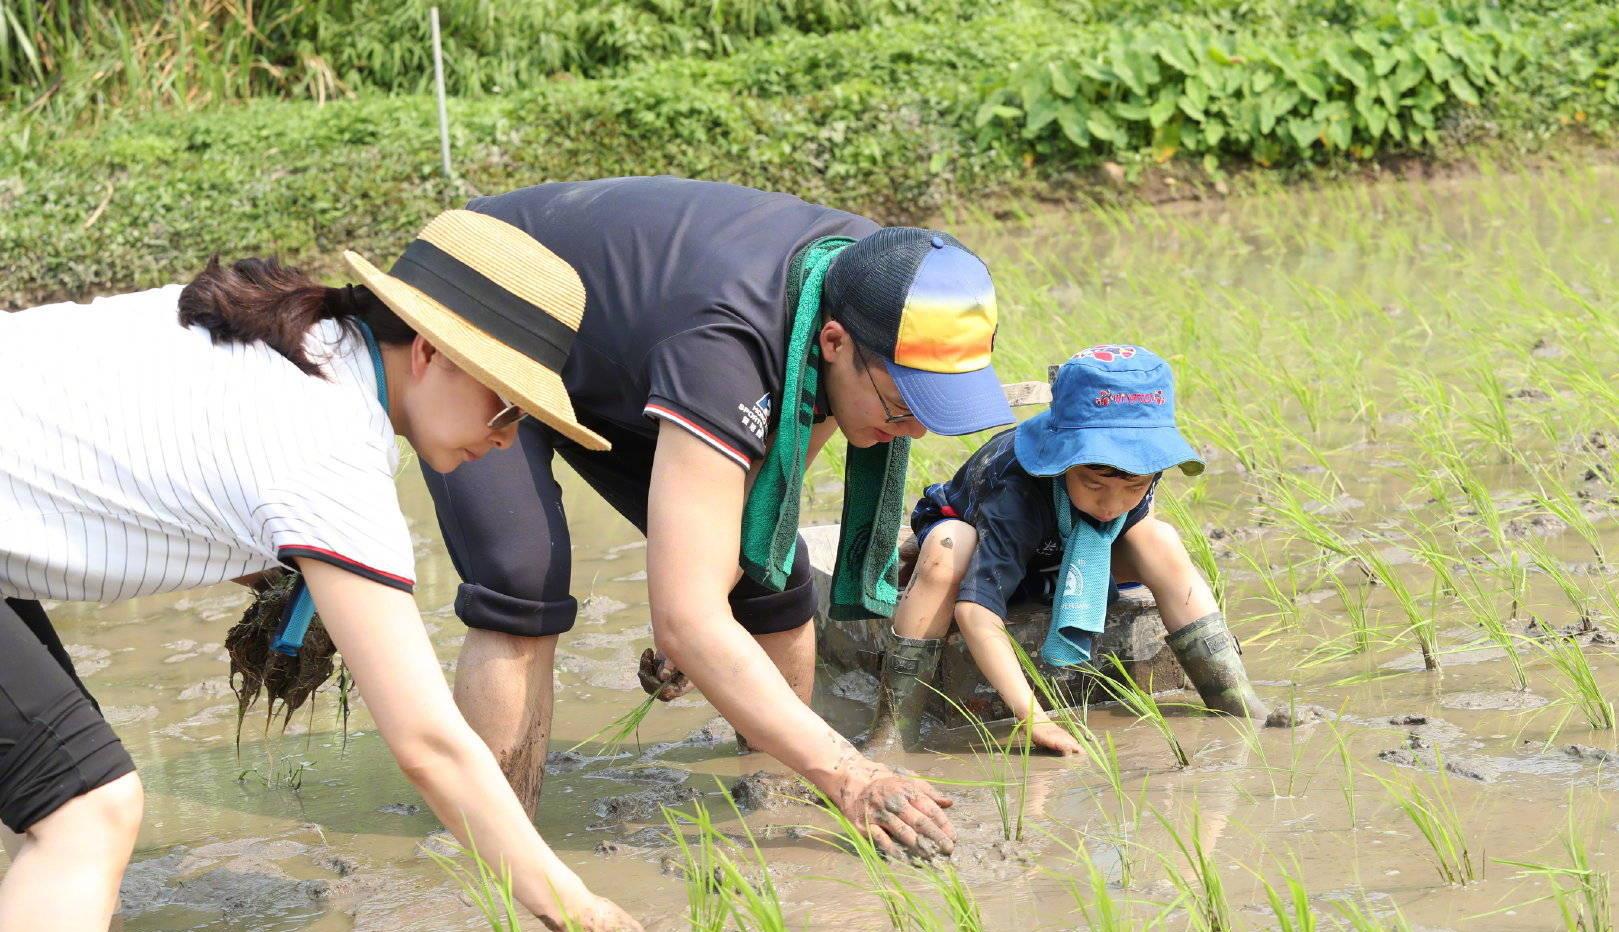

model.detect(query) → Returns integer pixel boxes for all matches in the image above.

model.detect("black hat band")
[390,238,575,373]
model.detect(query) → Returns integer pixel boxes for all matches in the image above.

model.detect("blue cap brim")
[1014,410,1205,477]
[884,358,1015,436]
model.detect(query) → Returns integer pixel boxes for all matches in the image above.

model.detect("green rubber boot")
[1165,611,1269,720]
[864,631,943,753]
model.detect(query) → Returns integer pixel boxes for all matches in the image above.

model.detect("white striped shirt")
[0,287,415,602]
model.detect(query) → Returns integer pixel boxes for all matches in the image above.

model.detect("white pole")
[430,6,452,179]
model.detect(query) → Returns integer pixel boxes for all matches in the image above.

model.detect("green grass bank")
[3,0,1618,306]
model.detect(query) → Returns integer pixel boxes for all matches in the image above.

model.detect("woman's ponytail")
[178,256,415,376]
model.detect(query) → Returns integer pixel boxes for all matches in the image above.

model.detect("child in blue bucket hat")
[865,345,1269,755]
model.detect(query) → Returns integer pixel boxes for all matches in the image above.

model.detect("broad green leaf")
[973,100,1020,128]
[1086,109,1124,144]
[1324,41,1368,89]
[1294,69,1327,103]
[1048,61,1078,99]
[1378,77,1398,111]
[1288,117,1322,150]
[1149,93,1179,127]
[1204,120,1226,147]
[1113,100,1151,121]
[1157,32,1197,75]
[1251,68,1276,94]
[1325,116,1352,149]
[1447,73,1479,105]
[1057,104,1091,147]
[1024,96,1063,136]
[1363,101,1388,138]
[1392,57,1426,94]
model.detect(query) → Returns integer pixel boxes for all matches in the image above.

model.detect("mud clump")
[729,771,818,813]
[592,785,700,824]
[224,571,341,744]
[1266,704,1328,728]
[1564,745,1619,764]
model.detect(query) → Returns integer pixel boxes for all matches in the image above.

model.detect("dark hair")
[178,256,417,377]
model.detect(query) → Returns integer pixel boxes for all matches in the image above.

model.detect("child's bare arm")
[955,601,1046,723]
[1112,516,1218,631]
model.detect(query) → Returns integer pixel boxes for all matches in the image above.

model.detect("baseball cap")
[821,227,1013,435]
[1014,345,1204,477]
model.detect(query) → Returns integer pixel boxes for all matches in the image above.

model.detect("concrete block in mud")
[802,524,1187,726]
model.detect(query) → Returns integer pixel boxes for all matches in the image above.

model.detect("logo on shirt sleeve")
[738,392,772,441]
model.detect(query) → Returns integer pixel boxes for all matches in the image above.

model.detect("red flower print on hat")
[1074,345,1138,363]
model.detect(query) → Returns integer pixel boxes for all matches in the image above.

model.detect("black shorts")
[0,599,135,833]
[422,418,816,638]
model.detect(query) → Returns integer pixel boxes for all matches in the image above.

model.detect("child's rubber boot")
[864,631,943,753]
[1165,611,1270,720]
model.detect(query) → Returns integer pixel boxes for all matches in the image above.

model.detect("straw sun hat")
[344,209,609,451]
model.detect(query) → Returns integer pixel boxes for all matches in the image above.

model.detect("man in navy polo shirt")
[422,176,1013,858]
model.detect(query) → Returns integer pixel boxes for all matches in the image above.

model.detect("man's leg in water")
[755,622,815,705]
[422,420,578,816]
[453,631,558,812]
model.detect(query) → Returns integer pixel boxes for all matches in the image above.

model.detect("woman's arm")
[296,559,639,932]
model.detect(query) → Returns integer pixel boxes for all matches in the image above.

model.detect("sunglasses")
[853,343,915,425]
[487,396,529,430]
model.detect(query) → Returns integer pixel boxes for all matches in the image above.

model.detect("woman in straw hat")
[0,211,637,930]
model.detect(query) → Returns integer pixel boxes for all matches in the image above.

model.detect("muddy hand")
[546,894,642,932]
[840,766,955,861]
[637,647,692,702]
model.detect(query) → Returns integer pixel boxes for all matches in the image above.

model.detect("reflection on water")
[20,166,1619,930]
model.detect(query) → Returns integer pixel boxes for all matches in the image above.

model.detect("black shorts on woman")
[423,177,879,639]
[0,599,135,833]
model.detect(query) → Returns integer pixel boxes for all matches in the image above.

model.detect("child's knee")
[916,521,976,590]
[1118,518,1194,584]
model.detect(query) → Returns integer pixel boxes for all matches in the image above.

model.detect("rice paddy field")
[26,161,1619,930]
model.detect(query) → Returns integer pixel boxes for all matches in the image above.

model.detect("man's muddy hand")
[637,647,692,702]
[836,766,956,861]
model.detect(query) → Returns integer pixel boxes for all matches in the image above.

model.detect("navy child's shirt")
[909,428,1155,619]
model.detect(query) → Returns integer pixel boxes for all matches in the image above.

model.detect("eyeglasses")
[487,396,529,430]
[853,343,915,425]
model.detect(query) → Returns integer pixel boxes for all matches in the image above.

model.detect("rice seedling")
[1453,562,1530,690]
[1332,896,1413,932]
[1498,805,1613,932]
[1525,538,1598,626]
[424,824,528,932]
[1253,855,1317,932]
[1094,655,1189,768]
[931,685,1033,842]
[662,787,791,932]
[1355,544,1440,672]
[1531,475,1607,567]
[1370,768,1479,885]
[919,863,983,932]
[1151,804,1235,932]
[804,784,933,930]
[567,692,657,757]
[1532,633,1615,733]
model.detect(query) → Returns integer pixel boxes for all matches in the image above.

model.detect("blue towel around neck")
[1039,477,1126,667]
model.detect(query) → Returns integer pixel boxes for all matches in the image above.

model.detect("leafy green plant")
[976,11,1523,167]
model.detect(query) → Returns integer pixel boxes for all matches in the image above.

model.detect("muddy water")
[20,166,1619,930]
